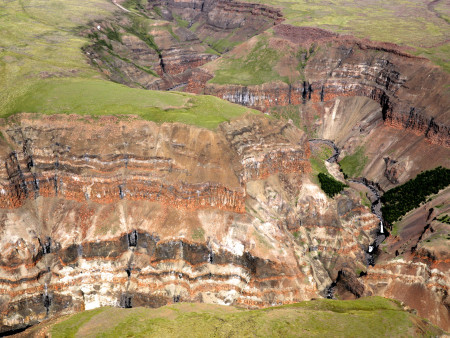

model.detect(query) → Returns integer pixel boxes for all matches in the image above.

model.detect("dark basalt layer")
[203,31,450,148]
[0,114,381,333]
[0,231,302,332]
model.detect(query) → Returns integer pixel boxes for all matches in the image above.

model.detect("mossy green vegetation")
[209,35,288,85]
[51,307,105,338]
[0,0,114,116]
[122,0,148,16]
[48,297,443,337]
[339,146,368,178]
[359,191,371,208]
[309,145,332,175]
[191,227,205,241]
[307,142,336,186]
[381,166,450,224]
[437,214,450,224]
[0,0,255,129]
[8,78,257,129]
[318,173,348,198]
[202,29,242,55]
[271,105,302,129]
[127,16,161,53]
[239,0,450,71]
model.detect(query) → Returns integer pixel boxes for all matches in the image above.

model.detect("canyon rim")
[0,0,449,335]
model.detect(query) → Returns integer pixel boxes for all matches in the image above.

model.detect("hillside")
[17,298,445,337]
[240,0,450,71]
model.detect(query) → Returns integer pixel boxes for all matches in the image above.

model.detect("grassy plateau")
[0,0,256,129]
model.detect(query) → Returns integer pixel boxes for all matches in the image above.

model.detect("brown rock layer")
[0,114,379,334]
[201,26,449,148]
[361,193,450,331]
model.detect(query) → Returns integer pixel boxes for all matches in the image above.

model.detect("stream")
[308,139,388,266]
[309,139,340,163]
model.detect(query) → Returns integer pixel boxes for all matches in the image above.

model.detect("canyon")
[0,114,380,333]
[83,0,449,187]
[0,0,449,334]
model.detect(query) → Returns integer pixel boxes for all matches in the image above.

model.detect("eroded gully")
[308,139,388,294]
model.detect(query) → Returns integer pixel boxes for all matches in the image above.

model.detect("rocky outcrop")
[383,157,405,184]
[361,191,450,331]
[0,113,379,334]
[201,26,449,148]
[363,256,449,331]
[84,0,283,91]
[149,0,283,49]
[84,17,219,91]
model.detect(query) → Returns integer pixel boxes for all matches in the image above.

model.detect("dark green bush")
[318,173,348,198]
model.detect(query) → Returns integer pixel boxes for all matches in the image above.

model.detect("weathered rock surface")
[361,188,450,331]
[203,25,449,149]
[148,0,283,47]
[84,0,282,91]
[1,0,448,333]
[84,16,218,91]
[0,114,379,333]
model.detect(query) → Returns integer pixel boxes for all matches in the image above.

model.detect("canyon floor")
[0,0,449,336]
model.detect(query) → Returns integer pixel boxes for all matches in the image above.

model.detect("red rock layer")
[0,114,380,334]
[200,28,449,148]
[363,255,449,331]
[0,169,246,212]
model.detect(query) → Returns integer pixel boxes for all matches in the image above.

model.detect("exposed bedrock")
[84,0,282,91]
[363,255,449,331]
[361,193,450,331]
[202,26,449,149]
[0,114,379,333]
[148,0,283,42]
[84,16,219,91]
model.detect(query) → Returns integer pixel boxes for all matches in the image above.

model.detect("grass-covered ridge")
[208,34,289,86]
[0,0,115,116]
[8,79,256,129]
[42,297,443,337]
[381,166,450,224]
[0,0,255,128]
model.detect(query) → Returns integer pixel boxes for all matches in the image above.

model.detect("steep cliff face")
[84,16,218,91]
[2,0,448,333]
[361,188,450,331]
[84,0,282,91]
[0,114,379,333]
[202,25,449,150]
[148,0,283,49]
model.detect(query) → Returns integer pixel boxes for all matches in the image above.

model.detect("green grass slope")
[0,0,256,129]
[34,297,443,337]
[240,0,450,71]
[7,78,255,129]
[0,0,114,115]
[339,146,368,179]
[209,34,289,86]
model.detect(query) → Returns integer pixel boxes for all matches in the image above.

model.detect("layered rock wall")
[0,114,379,334]
[202,26,450,148]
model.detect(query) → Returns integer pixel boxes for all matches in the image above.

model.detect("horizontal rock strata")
[0,114,379,333]
[202,26,449,148]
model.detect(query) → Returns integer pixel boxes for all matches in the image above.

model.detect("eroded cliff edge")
[201,25,449,149]
[0,114,379,333]
[1,0,449,333]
